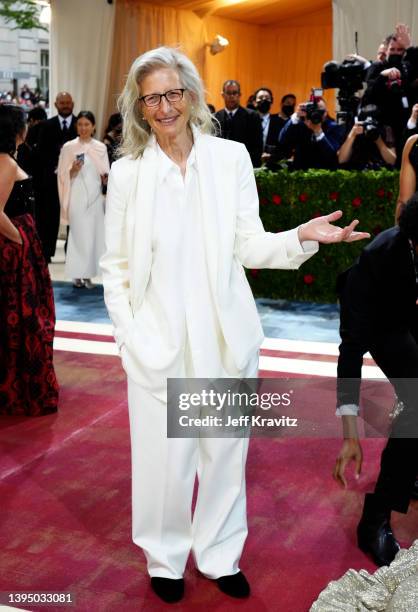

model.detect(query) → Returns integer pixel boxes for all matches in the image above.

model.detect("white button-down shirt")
[139,143,255,385]
[260,113,270,148]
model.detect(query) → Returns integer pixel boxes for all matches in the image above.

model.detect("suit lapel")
[193,128,222,297]
[69,115,77,137]
[130,140,158,310]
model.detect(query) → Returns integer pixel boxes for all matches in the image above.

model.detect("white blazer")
[100,128,318,382]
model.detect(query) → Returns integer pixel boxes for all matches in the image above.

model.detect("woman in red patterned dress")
[0,105,59,416]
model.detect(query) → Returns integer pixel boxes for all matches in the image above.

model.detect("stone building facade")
[0,16,49,98]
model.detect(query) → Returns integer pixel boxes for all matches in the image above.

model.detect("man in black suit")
[334,194,418,566]
[215,80,263,167]
[254,87,283,169]
[36,91,77,261]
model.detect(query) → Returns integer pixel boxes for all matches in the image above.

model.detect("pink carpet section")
[0,353,417,612]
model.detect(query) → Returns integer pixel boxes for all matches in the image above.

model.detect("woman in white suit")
[100,47,369,604]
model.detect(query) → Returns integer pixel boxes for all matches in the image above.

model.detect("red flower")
[313,210,322,218]
[376,188,385,198]
[299,193,308,203]
[372,225,382,235]
[260,197,268,206]
[329,191,339,201]
[386,190,393,200]
[250,269,259,278]
[272,194,282,205]
[352,196,362,208]
[303,274,315,285]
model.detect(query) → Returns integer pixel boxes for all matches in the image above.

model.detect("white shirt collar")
[58,115,71,129]
[157,142,196,183]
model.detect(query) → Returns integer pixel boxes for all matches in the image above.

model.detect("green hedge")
[250,168,399,303]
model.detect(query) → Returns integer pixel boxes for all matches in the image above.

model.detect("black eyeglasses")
[139,88,186,108]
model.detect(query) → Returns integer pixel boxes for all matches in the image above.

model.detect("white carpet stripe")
[56,320,114,335]
[262,337,339,355]
[55,320,341,353]
[54,335,384,378]
[259,355,384,378]
[261,337,373,359]
[54,336,118,355]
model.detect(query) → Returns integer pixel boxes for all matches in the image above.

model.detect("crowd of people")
[0,21,418,607]
[1,21,416,283]
[0,84,48,110]
[210,23,418,174]
[0,90,123,287]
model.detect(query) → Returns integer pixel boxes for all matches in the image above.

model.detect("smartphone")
[76,153,85,163]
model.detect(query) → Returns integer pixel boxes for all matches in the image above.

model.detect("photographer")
[338,107,396,170]
[364,24,417,158]
[279,96,344,170]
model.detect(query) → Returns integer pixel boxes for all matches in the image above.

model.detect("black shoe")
[215,571,250,598]
[411,478,418,500]
[150,577,184,603]
[357,494,400,566]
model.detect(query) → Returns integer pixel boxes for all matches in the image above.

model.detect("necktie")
[225,111,233,139]
[62,118,69,141]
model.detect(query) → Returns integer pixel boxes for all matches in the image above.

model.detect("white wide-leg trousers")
[127,378,250,579]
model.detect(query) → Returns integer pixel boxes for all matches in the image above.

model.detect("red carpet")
[1,351,417,612]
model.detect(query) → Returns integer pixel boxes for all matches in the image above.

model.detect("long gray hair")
[118,46,215,158]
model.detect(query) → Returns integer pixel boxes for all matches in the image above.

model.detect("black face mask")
[386,54,403,69]
[282,104,295,117]
[258,99,272,114]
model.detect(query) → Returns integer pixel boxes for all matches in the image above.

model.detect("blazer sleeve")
[233,145,318,268]
[100,163,134,351]
[57,143,73,225]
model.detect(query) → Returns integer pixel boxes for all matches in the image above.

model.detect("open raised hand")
[298,210,371,244]
[395,23,411,50]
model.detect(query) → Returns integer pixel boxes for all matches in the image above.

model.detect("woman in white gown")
[58,111,110,287]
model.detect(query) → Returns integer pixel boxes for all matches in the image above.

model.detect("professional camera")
[357,105,381,141]
[321,58,365,92]
[300,101,326,124]
[300,88,326,124]
[321,58,365,127]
